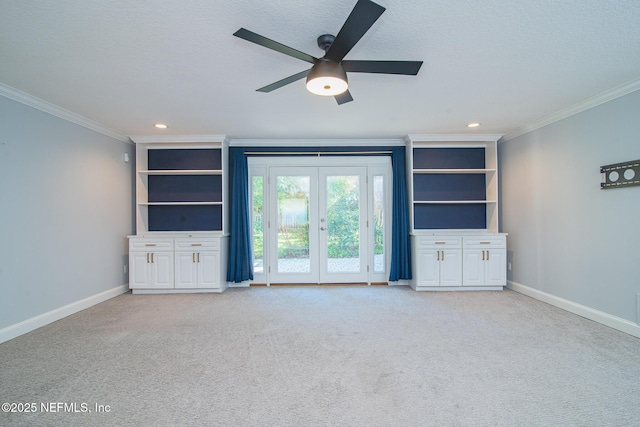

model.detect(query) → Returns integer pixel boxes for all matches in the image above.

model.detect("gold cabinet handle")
[480,242,491,245]
[191,244,202,247]
[197,253,200,263]
[145,244,156,247]
[192,253,195,263]
[146,253,150,263]
[437,250,440,261]
[482,250,485,261]
[441,251,445,261]
[487,250,490,261]
[151,253,154,263]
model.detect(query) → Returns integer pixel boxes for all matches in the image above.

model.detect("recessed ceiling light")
[154,123,168,129]
[467,122,481,128]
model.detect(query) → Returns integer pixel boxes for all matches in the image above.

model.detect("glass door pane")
[252,175,264,275]
[276,175,311,274]
[373,175,385,273]
[326,175,360,273]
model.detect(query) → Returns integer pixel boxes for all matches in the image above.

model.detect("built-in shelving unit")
[405,134,506,291]
[128,136,229,294]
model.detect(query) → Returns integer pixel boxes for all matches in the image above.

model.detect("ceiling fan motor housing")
[317,34,336,52]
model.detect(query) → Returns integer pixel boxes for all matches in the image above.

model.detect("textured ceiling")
[1,0,639,140]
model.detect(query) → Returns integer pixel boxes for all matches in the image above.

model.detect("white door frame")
[249,156,392,285]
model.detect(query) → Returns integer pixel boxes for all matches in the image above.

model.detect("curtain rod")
[243,150,393,156]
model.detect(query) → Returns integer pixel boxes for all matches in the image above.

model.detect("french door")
[249,156,391,285]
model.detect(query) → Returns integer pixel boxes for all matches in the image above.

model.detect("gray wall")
[498,90,640,323]
[0,96,135,330]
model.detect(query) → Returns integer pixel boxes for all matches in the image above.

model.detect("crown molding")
[0,82,129,143]
[228,138,406,147]
[406,134,503,143]
[501,77,640,143]
[129,135,228,144]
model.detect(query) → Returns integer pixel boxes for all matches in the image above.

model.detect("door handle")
[486,250,490,261]
[146,253,150,263]
[193,253,195,263]
[320,227,326,231]
[197,253,200,263]
[151,253,154,263]
[441,251,444,261]
[482,250,485,261]
[437,251,440,261]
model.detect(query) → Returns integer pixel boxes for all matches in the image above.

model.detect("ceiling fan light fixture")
[306,60,348,96]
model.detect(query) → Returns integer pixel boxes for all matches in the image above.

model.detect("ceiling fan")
[233,0,423,105]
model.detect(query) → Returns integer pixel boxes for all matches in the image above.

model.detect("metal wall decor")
[600,159,640,189]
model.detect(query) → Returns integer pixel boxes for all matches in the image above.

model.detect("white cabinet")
[411,233,507,291]
[174,238,221,289]
[462,236,507,287]
[129,236,228,294]
[412,236,462,288]
[405,136,506,292]
[129,239,174,289]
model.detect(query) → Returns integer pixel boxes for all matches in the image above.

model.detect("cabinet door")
[440,249,462,286]
[463,249,485,286]
[485,249,506,286]
[175,252,197,288]
[197,251,220,288]
[130,252,152,289]
[415,250,440,286]
[151,252,174,288]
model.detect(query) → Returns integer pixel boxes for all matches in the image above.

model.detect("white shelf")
[139,170,222,175]
[413,200,497,204]
[412,169,496,174]
[140,202,222,206]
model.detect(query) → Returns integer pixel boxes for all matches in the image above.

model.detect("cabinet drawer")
[463,236,506,248]
[129,238,174,251]
[414,236,462,248]
[175,238,219,250]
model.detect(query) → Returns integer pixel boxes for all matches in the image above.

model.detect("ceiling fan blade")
[342,60,423,75]
[256,69,310,93]
[324,0,385,62]
[335,90,354,105]
[234,28,317,64]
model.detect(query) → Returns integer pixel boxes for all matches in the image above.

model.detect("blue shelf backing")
[414,204,486,229]
[148,175,222,203]
[413,147,485,169]
[148,149,222,170]
[148,205,222,231]
[413,174,486,201]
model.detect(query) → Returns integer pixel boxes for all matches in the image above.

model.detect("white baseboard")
[507,281,640,339]
[131,288,224,294]
[0,285,129,344]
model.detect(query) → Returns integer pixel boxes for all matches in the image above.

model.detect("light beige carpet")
[1,287,639,426]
